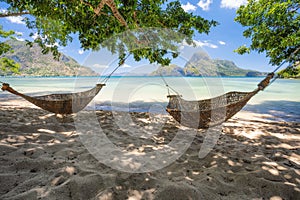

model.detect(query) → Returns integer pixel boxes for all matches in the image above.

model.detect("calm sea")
[1,76,299,122]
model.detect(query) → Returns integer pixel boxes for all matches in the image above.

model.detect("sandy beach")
[0,97,299,200]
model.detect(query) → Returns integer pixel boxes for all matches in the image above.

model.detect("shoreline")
[1,98,300,199]
[1,96,299,122]
[2,74,300,80]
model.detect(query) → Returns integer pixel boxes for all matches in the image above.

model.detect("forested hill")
[0,40,98,76]
[151,51,266,77]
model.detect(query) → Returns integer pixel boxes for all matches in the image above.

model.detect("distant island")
[0,40,98,76]
[151,51,266,77]
[4,39,294,78]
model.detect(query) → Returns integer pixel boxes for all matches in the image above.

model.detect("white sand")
[0,98,299,200]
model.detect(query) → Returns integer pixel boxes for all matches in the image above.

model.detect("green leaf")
[235,0,300,66]
[2,0,217,66]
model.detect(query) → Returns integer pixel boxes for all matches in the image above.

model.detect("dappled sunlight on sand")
[0,97,299,199]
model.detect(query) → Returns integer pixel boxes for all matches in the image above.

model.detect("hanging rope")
[272,60,288,74]
[159,73,181,96]
[272,46,300,73]
[267,47,300,86]
[0,54,131,86]
[160,46,299,95]
[269,63,295,86]
[101,54,131,84]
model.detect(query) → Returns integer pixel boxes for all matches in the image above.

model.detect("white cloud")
[182,40,218,49]
[15,31,23,36]
[219,41,226,45]
[45,42,59,47]
[197,0,213,11]
[220,0,247,9]
[92,64,107,69]
[31,32,59,47]
[31,32,39,40]
[91,64,108,73]
[1,9,25,24]
[194,40,218,49]
[0,9,9,16]
[182,2,197,12]
[78,49,84,55]
[122,64,132,68]
[7,16,25,25]
[16,37,25,41]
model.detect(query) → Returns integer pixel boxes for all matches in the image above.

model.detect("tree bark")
[0,11,30,18]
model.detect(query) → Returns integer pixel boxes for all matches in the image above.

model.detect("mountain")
[184,51,265,76]
[152,50,266,77]
[0,40,98,76]
[150,64,184,76]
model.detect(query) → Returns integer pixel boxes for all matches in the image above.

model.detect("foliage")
[0,26,20,73]
[2,0,217,65]
[0,57,20,74]
[235,0,300,66]
[277,64,300,78]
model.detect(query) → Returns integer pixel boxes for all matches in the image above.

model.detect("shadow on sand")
[243,100,300,122]
[0,102,299,199]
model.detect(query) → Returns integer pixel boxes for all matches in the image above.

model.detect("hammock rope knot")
[1,83,10,91]
[257,72,274,90]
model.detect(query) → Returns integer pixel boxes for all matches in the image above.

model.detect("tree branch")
[105,0,128,27]
[94,0,107,15]
[0,11,30,18]
[81,0,128,28]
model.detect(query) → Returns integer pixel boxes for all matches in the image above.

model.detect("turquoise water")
[1,76,299,121]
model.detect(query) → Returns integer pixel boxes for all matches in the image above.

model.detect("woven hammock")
[166,73,274,129]
[1,83,105,114]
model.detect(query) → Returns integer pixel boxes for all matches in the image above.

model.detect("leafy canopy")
[1,0,217,65]
[235,0,300,66]
[0,26,20,73]
[277,64,300,78]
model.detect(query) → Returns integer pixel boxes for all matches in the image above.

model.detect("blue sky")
[0,0,275,72]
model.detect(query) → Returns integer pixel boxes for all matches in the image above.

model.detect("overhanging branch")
[0,11,30,18]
